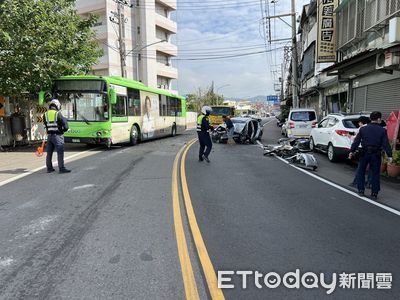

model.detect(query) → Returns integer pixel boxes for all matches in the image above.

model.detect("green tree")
[0,0,102,96]
[186,84,225,112]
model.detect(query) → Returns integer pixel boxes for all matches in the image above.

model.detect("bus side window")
[176,98,182,117]
[113,95,127,117]
[159,95,167,116]
[167,97,174,116]
[128,88,141,116]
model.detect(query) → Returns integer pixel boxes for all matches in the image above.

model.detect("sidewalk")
[0,144,102,186]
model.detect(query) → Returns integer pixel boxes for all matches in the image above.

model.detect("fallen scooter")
[263,138,318,171]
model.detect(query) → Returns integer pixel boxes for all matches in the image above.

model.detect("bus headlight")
[96,131,102,137]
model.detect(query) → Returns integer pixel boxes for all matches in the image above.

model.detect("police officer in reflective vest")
[43,99,71,173]
[197,106,213,162]
[349,111,392,199]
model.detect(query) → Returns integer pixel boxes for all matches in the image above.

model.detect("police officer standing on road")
[349,111,392,199]
[197,106,213,163]
[44,99,71,173]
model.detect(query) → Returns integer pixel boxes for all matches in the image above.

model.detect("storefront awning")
[322,49,380,76]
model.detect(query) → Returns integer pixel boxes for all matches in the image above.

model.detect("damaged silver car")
[211,117,263,144]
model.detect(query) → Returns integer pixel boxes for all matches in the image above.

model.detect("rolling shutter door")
[365,79,400,118]
[353,86,366,113]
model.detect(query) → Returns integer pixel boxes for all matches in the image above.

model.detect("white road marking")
[19,215,58,238]
[0,257,14,267]
[257,140,400,216]
[72,184,95,190]
[262,119,275,127]
[0,149,96,188]
[276,155,400,217]
[83,167,97,171]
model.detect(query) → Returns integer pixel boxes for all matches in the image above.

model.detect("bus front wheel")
[106,138,112,149]
[130,125,140,146]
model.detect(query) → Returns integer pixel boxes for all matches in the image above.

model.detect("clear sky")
[174,0,310,98]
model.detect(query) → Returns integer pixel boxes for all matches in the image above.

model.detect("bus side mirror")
[39,91,45,106]
[109,88,117,105]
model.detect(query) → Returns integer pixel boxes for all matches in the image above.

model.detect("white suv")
[286,109,318,138]
[309,113,370,162]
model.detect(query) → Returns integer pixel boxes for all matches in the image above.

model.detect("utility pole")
[117,3,126,77]
[291,0,299,108]
[110,0,133,77]
[280,63,284,104]
[263,0,298,108]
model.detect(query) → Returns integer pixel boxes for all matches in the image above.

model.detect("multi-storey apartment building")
[75,0,178,91]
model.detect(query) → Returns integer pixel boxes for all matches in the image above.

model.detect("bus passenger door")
[157,95,171,136]
[111,94,129,143]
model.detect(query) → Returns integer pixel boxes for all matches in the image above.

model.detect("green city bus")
[38,75,186,148]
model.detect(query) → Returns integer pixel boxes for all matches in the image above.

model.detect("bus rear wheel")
[130,125,140,146]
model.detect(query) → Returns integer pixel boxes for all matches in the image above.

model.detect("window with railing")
[157,76,170,89]
[155,3,169,18]
[156,52,170,66]
[301,42,315,81]
[364,0,400,31]
[156,26,169,41]
[337,0,365,48]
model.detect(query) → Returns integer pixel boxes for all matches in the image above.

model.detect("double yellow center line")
[172,139,225,300]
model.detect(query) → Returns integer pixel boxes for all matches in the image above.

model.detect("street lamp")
[216,84,230,94]
[215,84,230,105]
[125,39,167,82]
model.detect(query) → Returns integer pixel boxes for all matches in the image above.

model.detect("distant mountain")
[226,95,269,102]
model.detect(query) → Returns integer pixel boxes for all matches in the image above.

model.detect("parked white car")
[309,113,370,162]
[286,109,318,138]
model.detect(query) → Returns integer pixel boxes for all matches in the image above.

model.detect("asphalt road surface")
[1,119,400,300]
[0,132,206,300]
[185,117,400,299]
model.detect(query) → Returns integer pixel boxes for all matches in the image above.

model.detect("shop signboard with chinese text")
[317,0,338,63]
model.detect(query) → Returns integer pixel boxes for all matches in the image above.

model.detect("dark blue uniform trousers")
[46,134,65,171]
[197,132,212,159]
[357,152,381,194]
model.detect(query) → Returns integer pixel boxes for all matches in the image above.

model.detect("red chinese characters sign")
[317,0,338,63]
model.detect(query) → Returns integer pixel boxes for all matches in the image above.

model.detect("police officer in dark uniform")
[44,99,71,173]
[197,106,213,162]
[349,111,392,199]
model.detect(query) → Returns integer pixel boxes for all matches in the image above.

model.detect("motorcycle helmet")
[201,106,212,115]
[49,99,61,110]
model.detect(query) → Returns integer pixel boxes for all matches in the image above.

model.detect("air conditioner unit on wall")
[389,17,400,43]
[376,52,400,69]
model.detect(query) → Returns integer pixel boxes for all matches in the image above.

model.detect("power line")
[127,46,285,61]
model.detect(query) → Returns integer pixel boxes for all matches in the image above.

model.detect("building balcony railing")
[156,40,178,57]
[157,63,178,80]
[76,0,106,15]
[93,24,107,40]
[155,14,177,34]
[156,0,177,10]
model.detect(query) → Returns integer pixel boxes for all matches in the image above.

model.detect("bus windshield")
[211,107,234,116]
[57,92,109,122]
